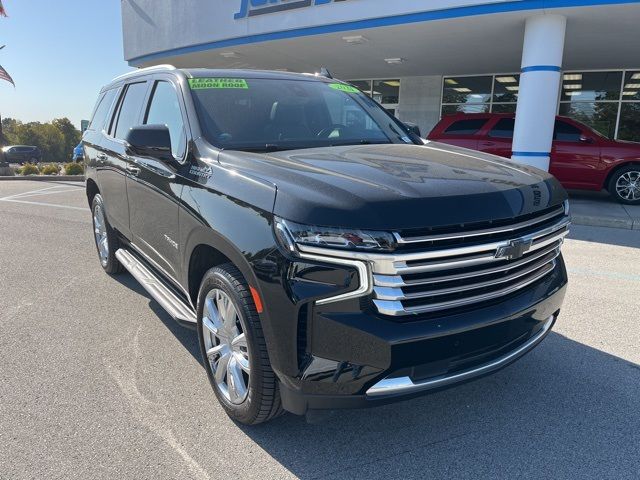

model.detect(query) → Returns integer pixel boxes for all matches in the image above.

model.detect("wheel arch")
[604,161,640,192]
[86,178,100,207]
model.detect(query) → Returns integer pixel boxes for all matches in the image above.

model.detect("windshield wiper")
[329,140,391,147]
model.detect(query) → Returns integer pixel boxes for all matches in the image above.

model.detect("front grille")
[371,204,570,316]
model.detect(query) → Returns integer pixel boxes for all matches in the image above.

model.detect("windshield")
[189,77,417,152]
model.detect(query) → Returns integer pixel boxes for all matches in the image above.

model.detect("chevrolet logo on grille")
[495,238,533,260]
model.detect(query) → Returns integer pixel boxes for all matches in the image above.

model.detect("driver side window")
[145,81,187,159]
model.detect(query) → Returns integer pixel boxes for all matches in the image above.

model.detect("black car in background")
[1,145,42,164]
[84,66,569,425]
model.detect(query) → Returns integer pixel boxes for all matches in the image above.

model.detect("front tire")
[197,263,283,425]
[608,165,640,205]
[91,194,124,273]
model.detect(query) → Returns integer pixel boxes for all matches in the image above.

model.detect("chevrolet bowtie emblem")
[495,238,533,260]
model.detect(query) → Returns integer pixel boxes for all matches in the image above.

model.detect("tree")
[1,117,81,161]
[53,117,82,158]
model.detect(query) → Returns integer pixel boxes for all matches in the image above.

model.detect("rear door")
[126,75,189,282]
[550,119,602,189]
[99,81,150,238]
[432,117,487,151]
[480,117,515,158]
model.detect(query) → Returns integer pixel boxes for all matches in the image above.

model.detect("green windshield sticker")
[328,83,359,93]
[189,78,248,89]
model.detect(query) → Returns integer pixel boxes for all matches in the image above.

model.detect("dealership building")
[122,0,640,170]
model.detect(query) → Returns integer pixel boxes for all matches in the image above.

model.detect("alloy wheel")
[615,171,640,201]
[93,204,109,266]
[202,288,250,405]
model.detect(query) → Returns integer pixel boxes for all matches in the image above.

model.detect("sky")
[0,0,133,129]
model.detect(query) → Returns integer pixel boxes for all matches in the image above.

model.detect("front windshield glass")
[189,77,416,152]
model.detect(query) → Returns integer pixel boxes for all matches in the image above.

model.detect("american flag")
[0,64,14,86]
[0,0,7,17]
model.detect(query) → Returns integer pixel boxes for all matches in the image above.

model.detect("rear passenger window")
[489,118,515,138]
[88,89,117,131]
[553,121,582,142]
[113,82,148,140]
[443,119,487,135]
[145,81,186,159]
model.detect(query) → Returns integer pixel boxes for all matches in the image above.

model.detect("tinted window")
[443,119,487,135]
[553,121,582,142]
[145,81,186,158]
[89,89,117,131]
[114,82,148,140]
[489,118,515,138]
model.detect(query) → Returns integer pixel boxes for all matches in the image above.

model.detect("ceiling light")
[383,80,400,87]
[565,91,583,96]
[342,35,368,45]
[631,73,640,80]
[384,58,406,65]
[563,74,582,81]
[622,91,637,96]
[220,51,241,59]
[496,76,518,83]
[624,83,640,89]
[445,78,458,85]
[506,86,519,91]
[452,87,472,93]
[564,84,582,89]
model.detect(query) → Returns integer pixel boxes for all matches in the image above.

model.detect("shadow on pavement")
[568,224,640,249]
[111,273,201,363]
[237,333,640,479]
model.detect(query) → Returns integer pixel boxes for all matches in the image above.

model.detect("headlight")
[275,218,396,253]
[563,199,570,216]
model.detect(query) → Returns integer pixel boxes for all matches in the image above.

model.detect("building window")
[347,79,400,117]
[441,70,640,141]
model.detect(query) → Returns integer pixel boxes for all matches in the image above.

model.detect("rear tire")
[197,263,283,425]
[608,165,640,205]
[91,194,124,273]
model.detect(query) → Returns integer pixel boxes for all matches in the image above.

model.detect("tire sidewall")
[609,166,640,205]
[91,194,120,272]
[196,268,264,423]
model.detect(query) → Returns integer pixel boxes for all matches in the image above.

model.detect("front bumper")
[276,261,567,415]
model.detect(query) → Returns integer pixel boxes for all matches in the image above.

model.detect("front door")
[478,117,515,159]
[549,119,602,189]
[126,77,189,283]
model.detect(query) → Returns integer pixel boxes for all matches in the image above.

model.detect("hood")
[218,142,567,230]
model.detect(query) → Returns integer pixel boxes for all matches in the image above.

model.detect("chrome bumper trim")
[366,315,555,397]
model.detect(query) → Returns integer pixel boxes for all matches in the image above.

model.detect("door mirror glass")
[125,124,173,161]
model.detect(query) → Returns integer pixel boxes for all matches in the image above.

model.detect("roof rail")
[112,64,176,82]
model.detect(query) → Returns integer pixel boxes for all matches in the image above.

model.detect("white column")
[511,14,566,171]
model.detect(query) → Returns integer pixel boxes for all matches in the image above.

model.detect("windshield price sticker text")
[189,78,249,90]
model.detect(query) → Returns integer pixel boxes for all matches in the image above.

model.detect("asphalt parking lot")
[0,180,639,480]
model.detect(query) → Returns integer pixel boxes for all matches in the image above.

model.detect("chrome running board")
[115,248,196,325]
[366,315,555,397]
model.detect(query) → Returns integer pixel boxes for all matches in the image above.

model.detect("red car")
[427,113,640,204]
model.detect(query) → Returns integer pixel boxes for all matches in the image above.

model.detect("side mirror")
[125,124,173,161]
[579,135,594,144]
[404,122,422,137]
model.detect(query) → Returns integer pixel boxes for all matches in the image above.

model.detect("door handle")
[126,164,141,176]
[481,142,496,147]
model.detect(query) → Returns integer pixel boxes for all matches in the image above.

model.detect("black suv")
[2,145,42,164]
[84,66,569,425]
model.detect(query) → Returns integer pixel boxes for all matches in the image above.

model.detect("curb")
[0,176,85,182]
[571,214,639,231]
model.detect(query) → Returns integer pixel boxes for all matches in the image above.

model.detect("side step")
[115,248,197,325]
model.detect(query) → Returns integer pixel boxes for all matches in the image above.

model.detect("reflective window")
[560,71,622,102]
[493,74,520,103]
[558,102,618,139]
[442,104,489,116]
[145,81,186,158]
[553,120,583,142]
[349,80,372,97]
[372,79,400,105]
[489,118,515,138]
[442,76,492,104]
[443,119,487,135]
[491,103,517,114]
[113,82,148,140]
[622,70,640,101]
[618,102,640,142]
[88,88,117,131]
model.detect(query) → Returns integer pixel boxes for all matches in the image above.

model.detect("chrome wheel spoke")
[201,288,250,405]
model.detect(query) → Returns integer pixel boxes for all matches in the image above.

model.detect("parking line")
[0,185,74,201]
[0,198,87,211]
[14,188,84,200]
